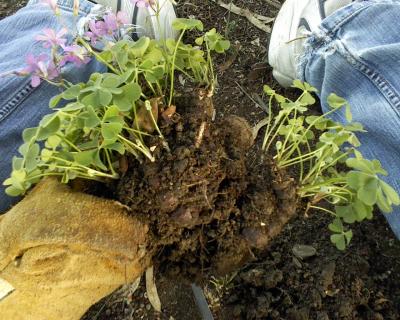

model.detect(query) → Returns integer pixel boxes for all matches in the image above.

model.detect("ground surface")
[3,1,400,319]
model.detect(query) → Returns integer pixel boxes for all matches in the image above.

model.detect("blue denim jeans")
[0,0,104,212]
[298,0,400,239]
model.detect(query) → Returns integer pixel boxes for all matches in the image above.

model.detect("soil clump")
[115,92,298,278]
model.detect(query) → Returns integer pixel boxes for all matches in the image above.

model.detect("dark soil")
[0,0,27,19]
[115,92,297,278]
[3,1,400,320]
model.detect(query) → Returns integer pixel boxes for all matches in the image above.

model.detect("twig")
[263,0,282,10]
[253,118,270,140]
[211,0,274,32]
[234,81,264,110]
[195,121,207,149]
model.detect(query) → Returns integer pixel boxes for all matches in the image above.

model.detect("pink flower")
[60,45,91,67]
[36,28,68,48]
[130,0,156,8]
[85,20,106,45]
[22,54,59,87]
[117,11,128,25]
[101,13,119,34]
[85,12,128,44]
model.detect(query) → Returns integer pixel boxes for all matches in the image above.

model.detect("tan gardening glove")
[0,178,150,320]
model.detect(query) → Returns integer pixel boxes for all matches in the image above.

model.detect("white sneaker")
[93,0,178,40]
[268,0,353,87]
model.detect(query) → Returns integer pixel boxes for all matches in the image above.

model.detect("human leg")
[0,0,176,212]
[270,0,400,239]
[0,0,106,212]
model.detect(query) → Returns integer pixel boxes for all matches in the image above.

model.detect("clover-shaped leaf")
[172,18,204,31]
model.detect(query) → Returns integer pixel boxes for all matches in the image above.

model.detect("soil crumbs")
[2,1,399,320]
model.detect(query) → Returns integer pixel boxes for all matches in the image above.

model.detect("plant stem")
[308,205,337,216]
[282,105,342,161]
[168,30,186,106]
[77,38,120,74]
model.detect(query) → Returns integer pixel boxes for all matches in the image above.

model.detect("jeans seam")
[297,5,371,81]
[321,4,373,38]
[0,80,37,124]
[338,40,400,118]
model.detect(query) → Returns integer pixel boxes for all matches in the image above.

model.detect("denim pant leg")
[298,0,400,239]
[0,0,106,212]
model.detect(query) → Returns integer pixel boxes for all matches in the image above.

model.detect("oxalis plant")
[3,1,230,197]
[260,80,400,250]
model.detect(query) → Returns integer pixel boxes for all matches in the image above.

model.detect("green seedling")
[4,18,230,196]
[260,81,400,250]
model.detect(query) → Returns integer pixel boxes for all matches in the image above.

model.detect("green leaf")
[93,150,108,171]
[62,84,82,100]
[41,149,53,162]
[371,159,387,175]
[352,199,373,221]
[357,178,378,206]
[376,187,392,213]
[101,122,123,141]
[3,178,13,186]
[103,105,121,121]
[10,169,27,190]
[81,89,112,108]
[105,142,125,155]
[22,127,38,143]
[5,185,24,197]
[113,83,142,112]
[172,18,203,31]
[129,37,151,57]
[46,135,62,149]
[99,90,113,106]
[346,171,371,189]
[73,150,96,166]
[62,102,85,112]
[214,39,230,53]
[346,158,375,174]
[379,180,400,205]
[98,50,113,63]
[83,105,101,128]
[143,42,164,63]
[102,73,123,88]
[299,91,315,105]
[25,143,40,171]
[336,205,356,224]
[345,103,352,122]
[49,93,63,108]
[145,65,165,83]
[12,157,24,171]
[328,218,344,233]
[327,93,347,108]
[330,234,346,250]
[344,230,353,245]
[37,114,61,140]
[292,80,306,91]
[195,36,204,45]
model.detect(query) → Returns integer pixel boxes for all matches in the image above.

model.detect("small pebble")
[292,244,317,260]
[146,304,152,311]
